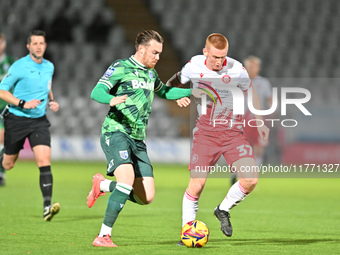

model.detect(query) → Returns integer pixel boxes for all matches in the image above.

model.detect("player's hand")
[24,99,41,109]
[49,101,59,112]
[110,95,127,107]
[257,124,270,142]
[176,97,191,107]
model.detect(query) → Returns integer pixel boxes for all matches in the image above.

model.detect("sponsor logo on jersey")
[119,150,128,160]
[104,67,115,78]
[222,74,231,84]
[132,79,154,90]
[197,81,223,106]
[200,73,204,78]
[134,71,139,77]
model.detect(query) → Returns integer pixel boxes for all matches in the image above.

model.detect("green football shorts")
[100,131,153,178]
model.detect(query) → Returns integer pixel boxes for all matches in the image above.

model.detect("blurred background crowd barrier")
[1,0,339,164]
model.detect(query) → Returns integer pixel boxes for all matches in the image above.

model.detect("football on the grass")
[180,220,210,248]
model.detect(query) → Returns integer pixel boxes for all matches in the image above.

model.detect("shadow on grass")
[208,238,340,246]
[151,238,340,247]
[39,215,104,222]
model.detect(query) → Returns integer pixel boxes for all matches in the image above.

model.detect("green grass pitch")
[0,161,339,255]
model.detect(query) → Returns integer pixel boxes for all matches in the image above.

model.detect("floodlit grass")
[0,161,339,255]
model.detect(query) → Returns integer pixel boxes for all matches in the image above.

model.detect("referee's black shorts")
[4,113,51,155]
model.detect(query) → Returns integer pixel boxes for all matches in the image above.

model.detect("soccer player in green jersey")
[0,33,15,186]
[87,30,192,247]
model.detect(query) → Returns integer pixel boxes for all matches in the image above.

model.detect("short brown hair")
[205,33,229,50]
[27,30,46,44]
[135,30,164,50]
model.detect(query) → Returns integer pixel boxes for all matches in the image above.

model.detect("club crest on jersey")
[149,70,153,79]
[104,67,115,78]
[191,154,199,164]
[222,75,231,84]
[119,150,128,160]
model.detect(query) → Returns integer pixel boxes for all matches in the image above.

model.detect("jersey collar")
[130,55,147,70]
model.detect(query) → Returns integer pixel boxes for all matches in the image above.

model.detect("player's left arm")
[165,70,191,107]
[48,90,59,112]
[154,80,192,101]
[246,84,270,142]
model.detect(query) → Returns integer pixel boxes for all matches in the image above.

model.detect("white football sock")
[219,181,249,212]
[100,179,112,192]
[99,223,112,237]
[182,189,199,227]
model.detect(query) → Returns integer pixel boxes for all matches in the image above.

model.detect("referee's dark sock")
[39,166,53,208]
[109,181,143,204]
[0,149,4,172]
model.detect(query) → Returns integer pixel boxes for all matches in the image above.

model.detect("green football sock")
[109,181,145,204]
[103,183,132,227]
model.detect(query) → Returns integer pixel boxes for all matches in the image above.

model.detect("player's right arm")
[91,62,127,107]
[91,83,127,106]
[0,64,40,109]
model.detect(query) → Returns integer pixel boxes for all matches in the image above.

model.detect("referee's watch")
[18,100,26,108]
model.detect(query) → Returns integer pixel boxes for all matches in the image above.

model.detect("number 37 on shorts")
[236,144,253,157]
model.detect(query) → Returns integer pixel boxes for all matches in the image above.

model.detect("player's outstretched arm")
[176,97,191,107]
[166,74,191,107]
[155,83,192,100]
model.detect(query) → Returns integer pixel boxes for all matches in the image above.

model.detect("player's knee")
[36,159,50,168]
[145,197,154,204]
[140,195,154,205]
[188,180,205,196]
[240,178,258,193]
[3,161,15,170]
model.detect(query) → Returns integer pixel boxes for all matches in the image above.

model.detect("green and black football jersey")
[0,54,15,109]
[97,56,166,140]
